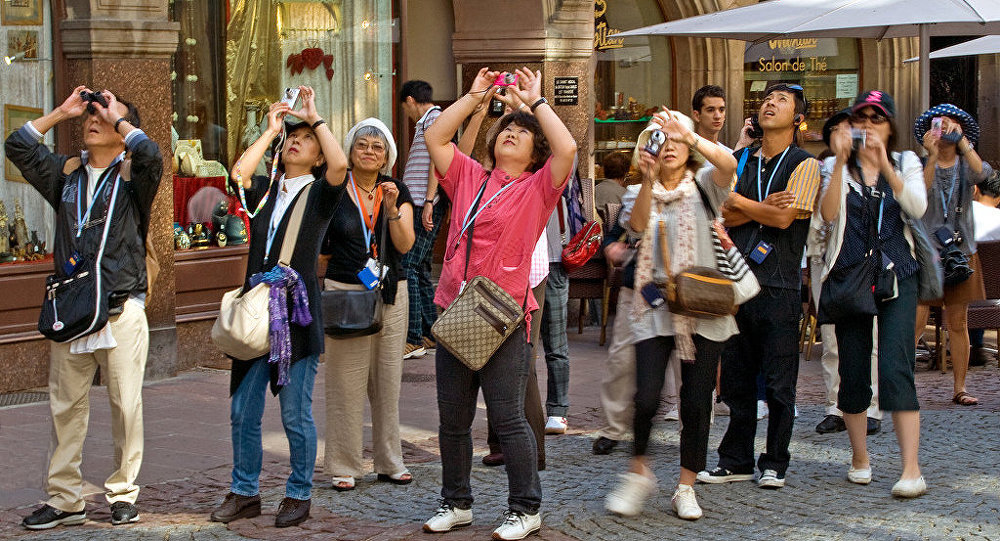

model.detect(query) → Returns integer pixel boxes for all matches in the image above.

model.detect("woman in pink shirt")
[420,67,577,541]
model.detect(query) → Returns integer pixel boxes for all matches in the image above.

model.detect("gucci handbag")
[561,220,603,272]
[212,190,308,360]
[431,178,526,371]
[697,184,760,306]
[658,221,736,318]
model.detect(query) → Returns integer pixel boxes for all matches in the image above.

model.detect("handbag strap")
[276,186,310,266]
[462,177,490,282]
[658,218,673,287]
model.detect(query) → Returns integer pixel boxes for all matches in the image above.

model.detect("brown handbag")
[657,221,736,318]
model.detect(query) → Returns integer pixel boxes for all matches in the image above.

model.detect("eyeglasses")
[851,112,888,125]
[353,141,386,154]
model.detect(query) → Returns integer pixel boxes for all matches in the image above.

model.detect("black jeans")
[835,274,920,413]
[633,334,725,474]
[436,324,541,514]
[718,287,801,476]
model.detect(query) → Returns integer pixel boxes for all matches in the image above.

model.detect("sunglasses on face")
[851,112,888,125]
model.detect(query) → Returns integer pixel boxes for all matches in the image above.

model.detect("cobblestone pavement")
[1,325,999,541]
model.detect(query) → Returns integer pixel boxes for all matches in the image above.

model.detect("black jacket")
[4,123,162,299]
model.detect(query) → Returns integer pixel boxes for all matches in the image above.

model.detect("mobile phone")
[930,116,943,138]
[747,116,763,139]
[643,130,666,156]
[850,127,867,150]
[281,87,301,109]
[934,225,955,246]
[941,131,963,144]
[494,73,518,87]
[488,97,505,117]
[640,282,665,308]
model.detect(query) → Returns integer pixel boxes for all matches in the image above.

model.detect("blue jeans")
[402,202,447,345]
[541,263,570,417]
[436,324,541,514]
[230,355,319,500]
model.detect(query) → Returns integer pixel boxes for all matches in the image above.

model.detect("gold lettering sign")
[758,56,828,73]
[768,38,819,52]
[594,1,624,50]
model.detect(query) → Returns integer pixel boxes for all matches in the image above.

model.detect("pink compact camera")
[494,73,519,87]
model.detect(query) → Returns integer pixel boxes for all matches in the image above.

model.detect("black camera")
[747,116,763,139]
[79,91,108,114]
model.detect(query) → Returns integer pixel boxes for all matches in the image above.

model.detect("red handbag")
[561,220,603,272]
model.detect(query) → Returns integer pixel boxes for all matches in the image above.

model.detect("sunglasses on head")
[766,84,808,112]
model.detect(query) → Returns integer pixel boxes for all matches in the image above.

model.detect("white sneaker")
[757,400,768,420]
[757,469,785,489]
[847,466,872,485]
[713,400,730,416]
[605,472,657,517]
[671,484,703,520]
[663,407,679,421]
[403,343,426,360]
[544,416,567,434]
[492,510,541,540]
[423,503,473,533]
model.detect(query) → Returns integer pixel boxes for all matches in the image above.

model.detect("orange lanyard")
[350,175,383,257]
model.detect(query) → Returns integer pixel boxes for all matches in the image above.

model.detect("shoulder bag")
[657,218,736,319]
[212,188,309,360]
[694,182,760,305]
[321,202,387,338]
[817,181,879,324]
[39,163,123,342]
[432,178,527,371]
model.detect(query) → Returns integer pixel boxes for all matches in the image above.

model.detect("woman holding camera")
[319,117,415,492]
[420,67,576,541]
[911,104,993,407]
[604,110,737,520]
[817,91,926,497]
[213,86,348,528]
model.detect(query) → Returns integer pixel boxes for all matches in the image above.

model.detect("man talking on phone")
[6,87,161,529]
[698,83,821,490]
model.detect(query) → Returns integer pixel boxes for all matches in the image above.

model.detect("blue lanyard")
[76,159,121,238]
[939,163,960,221]
[456,178,516,242]
[756,147,790,202]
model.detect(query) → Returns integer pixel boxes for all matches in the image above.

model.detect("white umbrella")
[904,35,1000,61]
[616,0,1000,109]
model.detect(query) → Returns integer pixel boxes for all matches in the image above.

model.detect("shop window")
[744,38,860,154]
[594,0,671,165]
[0,1,55,265]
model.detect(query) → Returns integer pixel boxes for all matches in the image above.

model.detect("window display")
[744,38,860,153]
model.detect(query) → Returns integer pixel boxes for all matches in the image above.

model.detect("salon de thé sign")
[756,38,829,73]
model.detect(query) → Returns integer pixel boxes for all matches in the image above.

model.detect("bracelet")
[311,119,326,130]
[114,117,128,132]
[387,213,401,221]
[689,136,700,152]
[530,97,548,112]
[424,199,434,206]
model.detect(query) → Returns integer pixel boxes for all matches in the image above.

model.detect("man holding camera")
[700,83,821,489]
[5,86,162,529]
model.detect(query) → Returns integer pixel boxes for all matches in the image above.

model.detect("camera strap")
[236,123,287,219]
[939,161,961,224]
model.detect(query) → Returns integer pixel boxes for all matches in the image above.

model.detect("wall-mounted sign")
[594,0,623,50]
[836,74,859,99]
[554,77,579,106]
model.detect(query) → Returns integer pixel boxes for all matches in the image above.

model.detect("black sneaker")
[696,466,754,484]
[110,502,139,525]
[866,417,882,435]
[21,505,87,530]
[815,414,847,434]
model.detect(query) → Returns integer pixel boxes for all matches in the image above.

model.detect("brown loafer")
[482,452,504,466]
[210,492,261,523]
[275,497,310,528]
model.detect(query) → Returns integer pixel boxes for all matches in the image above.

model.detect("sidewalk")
[1,324,998,540]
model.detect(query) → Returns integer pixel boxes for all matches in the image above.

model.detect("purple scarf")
[249,264,312,385]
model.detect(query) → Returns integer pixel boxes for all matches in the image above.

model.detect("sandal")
[953,391,979,406]
[376,471,413,485]
[331,476,355,492]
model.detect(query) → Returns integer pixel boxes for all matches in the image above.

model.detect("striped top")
[401,106,441,206]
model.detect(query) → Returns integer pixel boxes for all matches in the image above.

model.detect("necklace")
[356,179,378,200]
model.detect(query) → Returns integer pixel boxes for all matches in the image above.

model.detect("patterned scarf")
[632,170,699,361]
[249,264,312,385]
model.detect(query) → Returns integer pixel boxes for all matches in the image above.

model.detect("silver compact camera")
[644,130,666,156]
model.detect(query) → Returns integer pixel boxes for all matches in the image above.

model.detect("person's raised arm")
[30,85,89,135]
[457,90,493,156]
[231,102,289,189]
[291,86,347,186]
[509,67,578,188]
[820,128,851,221]
[425,67,500,177]
[628,149,659,234]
